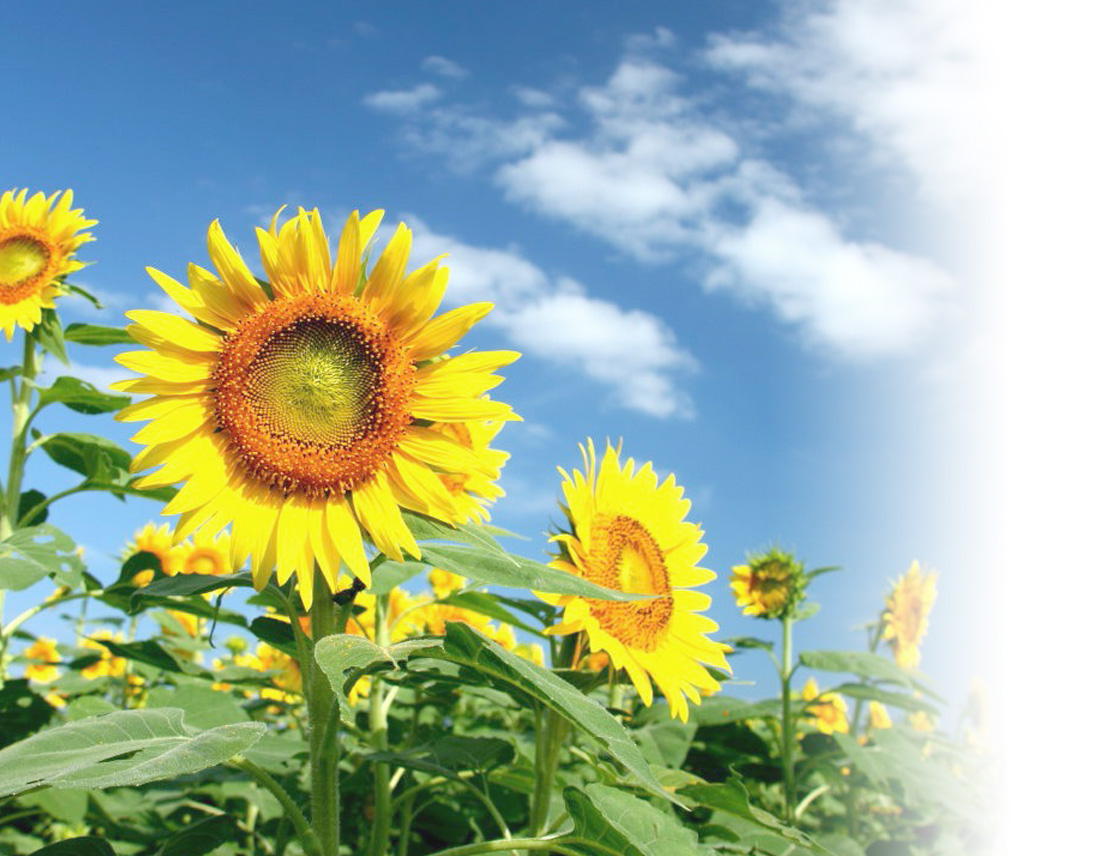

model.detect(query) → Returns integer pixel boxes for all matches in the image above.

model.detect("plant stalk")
[779,612,796,824]
[370,590,393,856]
[307,570,341,856]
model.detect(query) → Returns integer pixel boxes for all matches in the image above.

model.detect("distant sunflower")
[0,189,96,339]
[115,209,518,608]
[165,530,234,577]
[730,546,805,619]
[544,440,730,722]
[126,522,176,585]
[802,676,849,735]
[23,638,61,683]
[881,560,937,669]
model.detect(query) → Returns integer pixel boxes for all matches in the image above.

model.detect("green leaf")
[27,839,117,856]
[635,695,781,727]
[635,719,697,769]
[0,524,85,591]
[37,376,130,414]
[419,543,646,601]
[799,650,940,699]
[147,686,251,730]
[402,510,513,555]
[366,558,429,595]
[63,284,105,310]
[63,323,134,346]
[564,783,709,856]
[130,571,252,608]
[249,616,299,657]
[18,489,48,525]
[680,780,836,856]
[833,682,938,713]
[33,309,69,364]
[0,708,266,797]
[41,432,131,480]
[0,365,19,383]
[0,680,54,748]
[314,634,438,722]
[97,638,187,673]
[441,591,544,635]
[19,788,89,826]
[156,814,238,856]
[429,623,673,803]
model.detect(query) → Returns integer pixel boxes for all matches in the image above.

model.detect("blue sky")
[2,1,988,714]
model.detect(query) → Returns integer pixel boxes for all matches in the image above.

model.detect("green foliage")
[0,524,85,591]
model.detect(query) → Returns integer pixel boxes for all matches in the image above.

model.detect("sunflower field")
[0,190,992,856]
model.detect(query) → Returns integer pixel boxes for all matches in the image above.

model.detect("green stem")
[370,591,392,856]
[779,613,796,825]
[0,332,40,684]
[307,571,341,856]
[528,708,567,838]
[234,756,324,856]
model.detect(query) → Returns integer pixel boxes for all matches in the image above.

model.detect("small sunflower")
[0,188,96,340]
[164,530,234,577]
[23,638,62,683]
[543,440,730,722]
[115,208,518,608]
[730,546,806,619]
[867,700,893,730]
[802,676,849,735]
[126,522,176,584]
[881,560,937,669]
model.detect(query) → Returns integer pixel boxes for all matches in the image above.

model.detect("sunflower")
[543,440,730,722]
[881,560,937,669]
[115,208,518,609]
[730,546,805,619]
[867,700,893,730]
[0,189,96,340]
[126,522,176,585]
[801,676,849,735]
[23,638,61,683]
[433,420,508,523]
[164,529,234,577]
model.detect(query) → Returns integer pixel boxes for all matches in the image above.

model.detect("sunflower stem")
[779,612,796,825]
[0,331,40,684]
[370,591,393,856]
[307,571,341,856]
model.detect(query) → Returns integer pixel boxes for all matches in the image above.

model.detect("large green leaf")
[37,375,130,414]
[0,680,54,747]
[129,571,253,609]
[0,524,86,591]
[28,839,117,856]
[314,634,439,722]
[0,708,265,797]
[63,322,135,346]
[799,650,940,698]
[833,682,938,713]
[145,685,250,730]
[426,623,673,803]
[41,432,131,481]
[157,814,238,856]
[419,543,644,601]
[680,780,836,856]
[564,783,710,856]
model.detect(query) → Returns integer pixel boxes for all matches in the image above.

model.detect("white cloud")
[362,83,442,113]
[362,17,963,360]
[409,218,697,418]
[422,55,468,79]
[702,0,981,207]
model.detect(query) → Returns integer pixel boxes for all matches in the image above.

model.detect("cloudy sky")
[3,1,991,717]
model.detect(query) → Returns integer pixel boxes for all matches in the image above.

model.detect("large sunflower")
[0,188,96,339]
[115,208,518,608]
[544,440,730,722]
[881,560,937,669]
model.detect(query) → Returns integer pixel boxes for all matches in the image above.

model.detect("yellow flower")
[881,560,937,669]
[543,440,730,722]
[79,631,127,679]
[868,700,893,730]
[802,677,849,735]
[126,522,176,584]
[513,642,546,667]
[255,642,302,703]
[730,547,805,619]
[23,638,61,683]
[428,568,467,599]
[0,188,96,340]
[908,710,935,732]
[114,208,519,608]
[164,529,234,577]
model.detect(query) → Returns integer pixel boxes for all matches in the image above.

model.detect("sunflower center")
[248,317,377,447]
[0,233,53,303]
[213,293,416,497]
[585,514,673,652]
[184,548,223,576]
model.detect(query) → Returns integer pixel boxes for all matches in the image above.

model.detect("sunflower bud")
[730,546,807,620]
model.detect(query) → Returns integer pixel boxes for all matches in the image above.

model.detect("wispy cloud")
[41,354,132,389]
[362,82,442,113]
[409,218,697,419]
[422,55,468,79]
[361,29,960,360]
